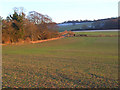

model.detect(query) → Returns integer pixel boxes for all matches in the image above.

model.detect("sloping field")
[58,22,92,32]
[2,32,118,88]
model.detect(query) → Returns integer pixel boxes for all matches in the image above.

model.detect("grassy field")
[74,31,118,36]
[2,32,118,88]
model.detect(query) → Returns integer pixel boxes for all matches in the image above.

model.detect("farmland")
[74,31,118,36]
[2,31,118,88]
[58,22,92,32]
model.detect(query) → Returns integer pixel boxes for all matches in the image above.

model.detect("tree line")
[1,7,59,44]
[61,17,118,30]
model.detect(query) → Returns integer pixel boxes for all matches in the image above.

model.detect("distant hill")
[57,17,118,32]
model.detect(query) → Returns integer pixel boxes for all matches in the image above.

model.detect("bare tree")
[27,11,52,24]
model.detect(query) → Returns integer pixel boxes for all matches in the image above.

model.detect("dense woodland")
[1,8,60,44]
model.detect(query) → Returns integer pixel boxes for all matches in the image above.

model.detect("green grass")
[2,32,118,88]
[74,31,118,36]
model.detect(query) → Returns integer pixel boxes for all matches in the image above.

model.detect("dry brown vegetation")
[2,7,60,44]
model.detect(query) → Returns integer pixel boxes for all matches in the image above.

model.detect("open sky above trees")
[0,0,118,23]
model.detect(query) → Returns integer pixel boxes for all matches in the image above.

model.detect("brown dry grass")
[0,36,64,46]
[30,36,64,44]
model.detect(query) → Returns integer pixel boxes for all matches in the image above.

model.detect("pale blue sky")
[0,0,119,23]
